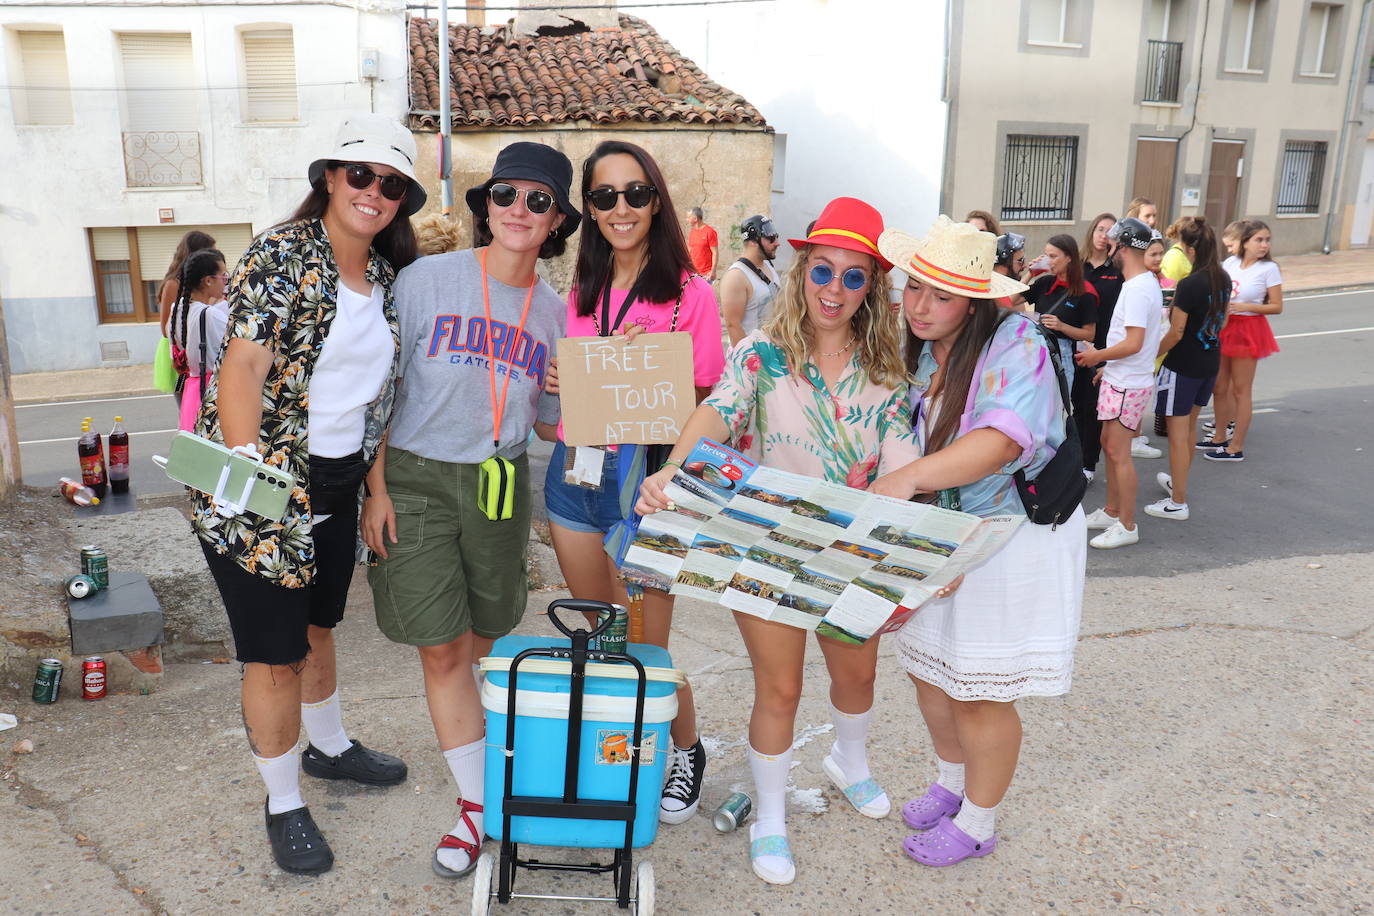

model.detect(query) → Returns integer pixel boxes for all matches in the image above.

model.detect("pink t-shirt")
[564,274,725,387]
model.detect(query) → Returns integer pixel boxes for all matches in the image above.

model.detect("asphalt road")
[15,288,1370,566]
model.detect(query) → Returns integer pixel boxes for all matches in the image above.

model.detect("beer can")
[80,545,109,591]
[81,656,107,700]
[597,604,628,655]
[713,792,753,832]
[65,574,97,599]
[33,658,64,704]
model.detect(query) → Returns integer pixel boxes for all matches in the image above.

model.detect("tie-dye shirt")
[703,330,919,487]
[910,312,1064,517]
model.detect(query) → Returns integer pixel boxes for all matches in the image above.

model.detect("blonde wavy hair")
[414,212,462,256]
[761,248,907,390]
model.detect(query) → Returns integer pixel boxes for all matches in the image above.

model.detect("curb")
[1286,283,1374,297]
[15,388,164,407]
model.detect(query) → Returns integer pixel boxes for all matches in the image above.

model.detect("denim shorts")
[543,440,624,534]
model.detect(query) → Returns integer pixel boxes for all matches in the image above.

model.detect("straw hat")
[878,216,1028,299]
[788,197,893,271]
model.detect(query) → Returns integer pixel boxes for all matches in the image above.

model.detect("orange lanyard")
[480,247,536,450]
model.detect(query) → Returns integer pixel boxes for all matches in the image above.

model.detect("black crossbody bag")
[1010,320,1085,526]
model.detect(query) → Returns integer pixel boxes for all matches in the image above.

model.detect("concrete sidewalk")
[10,246,1373,407]
[2,548,1371,914]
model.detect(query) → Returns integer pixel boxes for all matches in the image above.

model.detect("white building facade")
[0,0,409,372]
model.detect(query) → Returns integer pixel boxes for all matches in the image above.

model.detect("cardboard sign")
[557,333,696,446]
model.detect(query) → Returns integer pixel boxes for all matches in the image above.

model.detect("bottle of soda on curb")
[108,416,130,494]
[77,419,107,498]
[58,477,101,507]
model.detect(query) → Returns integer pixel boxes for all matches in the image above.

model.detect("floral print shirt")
[191,218,400,588]
[703,330,919,487]
[910,312,1063,517]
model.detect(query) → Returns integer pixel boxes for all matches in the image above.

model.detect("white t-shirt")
[308,282,393,458]
[1223,256,1282,316]
[1103,272,1164,390]
[170,298,229,375]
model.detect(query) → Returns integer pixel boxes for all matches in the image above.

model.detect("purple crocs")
[901,782,962,831]
[902,815,997,867]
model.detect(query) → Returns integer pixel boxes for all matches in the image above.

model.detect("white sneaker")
[1131,440,1163,459]
[1156,472,1173,499]
[1134,435,1150,446]
[1090,521,1140,549]
[1144,499,1189,521]
[1084,507,1118,530]
[1083,468,1095,483]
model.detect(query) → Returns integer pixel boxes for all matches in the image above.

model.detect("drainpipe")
[436,0,453,216]
[1324,0,1373,253]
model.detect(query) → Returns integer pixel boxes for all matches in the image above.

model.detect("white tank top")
[726,258,780,334]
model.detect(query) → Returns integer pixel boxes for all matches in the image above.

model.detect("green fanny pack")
[478,455,516,521]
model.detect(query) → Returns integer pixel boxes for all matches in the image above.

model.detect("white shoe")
[1090,521,1140,549]
[1134,434,1150,446]
[1156,472,1173,499]
[1084,507,1118,530]
[1082,469,1095,483]
[1144,499,1189,521]
[1131,440,1163,459]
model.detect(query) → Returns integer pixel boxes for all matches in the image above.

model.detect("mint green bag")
[152,337,177,393]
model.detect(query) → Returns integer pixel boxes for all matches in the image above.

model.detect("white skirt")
[895,507,1086,702]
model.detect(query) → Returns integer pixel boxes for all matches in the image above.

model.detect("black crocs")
[264,800,334,875]
[301,739,408,787]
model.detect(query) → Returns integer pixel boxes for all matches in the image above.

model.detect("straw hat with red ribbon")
[788,197,893,272]
[878,216,1028,299]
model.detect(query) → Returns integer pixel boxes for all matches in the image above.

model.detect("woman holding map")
[635,197,922,885]
[868,216,1087,867]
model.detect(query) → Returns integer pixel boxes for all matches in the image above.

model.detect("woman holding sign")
[868,217,1086,867]
[635,198,921,885]
[544,140,724,828]
[362,141,578,878]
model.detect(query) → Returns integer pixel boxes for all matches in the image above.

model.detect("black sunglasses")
[342,163,409,202]
[586,183,657,212]
[489,182,555,214]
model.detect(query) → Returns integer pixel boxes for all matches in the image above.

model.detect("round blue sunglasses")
[809,263,869,291]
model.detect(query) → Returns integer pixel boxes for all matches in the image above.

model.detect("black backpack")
[1011,320,1085,527]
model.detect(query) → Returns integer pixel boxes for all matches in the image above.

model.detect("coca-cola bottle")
[77,419,107,498]
[58,477,100,506]
[108,416,130,495]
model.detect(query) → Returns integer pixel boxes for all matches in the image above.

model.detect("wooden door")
[1132,138,1178,224]
[1205,140,1245,229]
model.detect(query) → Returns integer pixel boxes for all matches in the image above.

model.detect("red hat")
[788,197,892,271]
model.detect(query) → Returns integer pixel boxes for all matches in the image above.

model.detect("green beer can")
[80,545,109,591]
[33,658,64,704]
[596,604,628,655]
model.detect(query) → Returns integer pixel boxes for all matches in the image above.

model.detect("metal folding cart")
[473,598,683,914]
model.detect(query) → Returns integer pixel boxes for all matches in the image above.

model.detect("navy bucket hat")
[465,142,580,240]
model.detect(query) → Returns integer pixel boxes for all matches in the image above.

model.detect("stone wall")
[412,124,775,293]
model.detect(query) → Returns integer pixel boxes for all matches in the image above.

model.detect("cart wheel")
[634,861,655,916]
[471,853,495,916]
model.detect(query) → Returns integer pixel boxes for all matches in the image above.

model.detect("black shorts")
[1154,367,1217,418]
[200,500,359,666]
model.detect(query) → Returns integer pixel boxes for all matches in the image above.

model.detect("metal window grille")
[1144,39,1183,103]
[1001,135,1078,222]
[1276,141,1326,214]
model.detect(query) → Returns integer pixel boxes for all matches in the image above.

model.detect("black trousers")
[1072,364,1102,472]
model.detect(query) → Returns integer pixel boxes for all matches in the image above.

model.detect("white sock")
[748,744,792,878]
[255,747,305,815]
[1169,500,1187,509]
[436,738,486,872]
[300,690,352,757]
[471,663,482,687]
[952,797,998,842]
[828,704,872,783]
[936,757,965,796]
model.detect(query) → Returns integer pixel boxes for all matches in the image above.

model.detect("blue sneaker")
[1203,448,1244,462]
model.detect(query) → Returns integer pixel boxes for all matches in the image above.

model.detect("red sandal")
[432,797,484,878]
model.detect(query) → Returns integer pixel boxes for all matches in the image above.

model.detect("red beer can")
[81,656,107,700]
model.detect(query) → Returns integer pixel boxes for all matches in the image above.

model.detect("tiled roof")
[407,14,768,129]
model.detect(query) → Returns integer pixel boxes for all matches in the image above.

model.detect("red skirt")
[1220,313,1278,359]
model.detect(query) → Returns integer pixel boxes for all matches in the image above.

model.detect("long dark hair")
[1176,217,1230,328]
[173,248,225,349]
[159,229,216,299]
[1080,212,1116,267]
[1237,219,1274,263]
[1046,234,1084,296]
[904,296,1008,454]
[286,165,418,272]
[572,140,695,317]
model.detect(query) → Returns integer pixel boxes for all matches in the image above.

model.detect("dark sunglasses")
[586,183,657,211]
[489,183,555,214]
[809,263,869,291]
[342,163,409,201]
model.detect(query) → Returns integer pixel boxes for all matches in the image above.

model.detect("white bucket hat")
[307,113,426,216]
[879,216,1028,299]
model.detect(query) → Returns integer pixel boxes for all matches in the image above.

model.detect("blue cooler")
[480,636,684,849]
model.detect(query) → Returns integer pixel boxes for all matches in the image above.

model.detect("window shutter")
[17,30,73,125]
[118,33,197,131]
[135,224,256,280]
[242,29,298,122]
[91,227,131,261]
